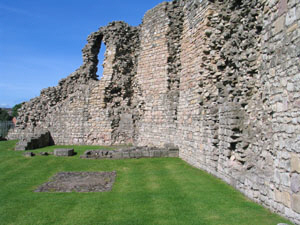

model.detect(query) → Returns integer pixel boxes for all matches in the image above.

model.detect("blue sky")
[0,0,166,108]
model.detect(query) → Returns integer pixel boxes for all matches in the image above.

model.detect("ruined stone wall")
[8,22,140,146]
[86,22,141,145]
[8,0,300,223]
[135,0,300,223]
[176,0,300,223]
[136,1,184,147]
[260,0,300,221]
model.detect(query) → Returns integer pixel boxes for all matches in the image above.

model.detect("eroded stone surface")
[34,172,116,193]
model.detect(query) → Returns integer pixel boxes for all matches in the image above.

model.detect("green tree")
[0,109,12,121]
[12,103,22,118]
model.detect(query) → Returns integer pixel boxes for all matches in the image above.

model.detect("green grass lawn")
[0,140,292,225]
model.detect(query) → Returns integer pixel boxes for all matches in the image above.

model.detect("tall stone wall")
[136,0,184,147]
[176,0,300,223]
[86,22,141,145]
[260,0,300,221]
[8,0,300,223]
[179,0,267,199]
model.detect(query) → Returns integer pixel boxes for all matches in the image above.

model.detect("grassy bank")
[0,140,291,225]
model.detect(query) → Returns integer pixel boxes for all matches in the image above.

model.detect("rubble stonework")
[15,131,53,151]
[7,0,300,223]
[80,146,179,159]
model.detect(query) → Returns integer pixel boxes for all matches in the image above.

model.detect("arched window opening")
[97,42,106,80]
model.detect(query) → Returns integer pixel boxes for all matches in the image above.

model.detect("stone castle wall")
[261,0,300,221]
[8,0,300,223]
[9,22,141,146]
[136,0,184,146]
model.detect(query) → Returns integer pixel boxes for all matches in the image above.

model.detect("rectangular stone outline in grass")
[34,171,116,193]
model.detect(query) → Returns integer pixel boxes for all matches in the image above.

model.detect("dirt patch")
[35,171,116,193]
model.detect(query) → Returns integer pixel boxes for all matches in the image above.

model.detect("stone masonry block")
[286,7,297,26]
[141,150,150,157]
[291,173,300,193]
[54,149,74,157]
[278,0,287,16]
[160,150,169,157]
[122,152,130,159]
[274,189,291,207]
[292,194,300,213]
[168,149,179,157]
[282,191,291,208]
[287,23,298,33]
[153,150,161,158]
[15,145,26,151]
[291,154,300,173]
[273,15,285,34]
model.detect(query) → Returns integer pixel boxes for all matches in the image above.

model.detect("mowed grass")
[0,140,292,225]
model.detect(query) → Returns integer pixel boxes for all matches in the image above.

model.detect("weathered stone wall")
[86,22,141,145]
[136,0,184,147]
[8,0,300,223]
[260,0,300,221]
[8,22,141,146]
[136,0,300,223]
[175,0,300,223]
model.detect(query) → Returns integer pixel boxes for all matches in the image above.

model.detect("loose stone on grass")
[39,152,49,156]
[35,171,116,193]
[54,148,74,157]
[23,152,35,157]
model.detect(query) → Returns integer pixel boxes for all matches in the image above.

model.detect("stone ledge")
[80,146,179,159]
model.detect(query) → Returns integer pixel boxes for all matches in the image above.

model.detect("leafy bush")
[0,108,11,121]
[12,103,23,118]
